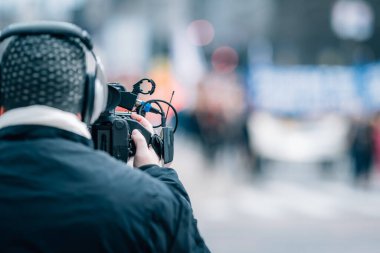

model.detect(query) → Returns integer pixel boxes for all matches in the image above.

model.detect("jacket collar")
[0,105,91,139]
[0,125,93,147]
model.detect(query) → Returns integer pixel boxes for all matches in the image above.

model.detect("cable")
[138,100,165,129]
[142,99,178,133]
[127,78,178,132]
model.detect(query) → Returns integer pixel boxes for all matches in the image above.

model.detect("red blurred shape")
[211,46,239,73]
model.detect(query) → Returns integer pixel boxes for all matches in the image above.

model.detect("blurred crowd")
[175,67,380,187]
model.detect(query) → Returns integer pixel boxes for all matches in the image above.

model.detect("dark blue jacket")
[0,125,209,253]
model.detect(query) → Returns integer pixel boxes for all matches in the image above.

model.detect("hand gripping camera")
[90,78,177,164]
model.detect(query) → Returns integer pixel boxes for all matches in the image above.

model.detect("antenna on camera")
[166,91,175,118]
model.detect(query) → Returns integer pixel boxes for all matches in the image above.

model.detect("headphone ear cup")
[81,74,95,124]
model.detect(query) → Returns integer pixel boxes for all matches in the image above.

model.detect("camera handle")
[125,118,152,157]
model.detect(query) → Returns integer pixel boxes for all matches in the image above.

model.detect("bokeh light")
[331,0,374,41]
[211,46,239,73]
[186,19,215,46]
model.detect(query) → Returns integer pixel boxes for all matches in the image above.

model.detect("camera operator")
[0,23,210,253]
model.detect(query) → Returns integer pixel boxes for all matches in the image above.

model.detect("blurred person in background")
[348,114,375,187]
[372,111,380,174]
[178,71,258,174]
[0,22,209,253]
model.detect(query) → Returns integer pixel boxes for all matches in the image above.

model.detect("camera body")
[91,111,152,162]
[90,79,175,163]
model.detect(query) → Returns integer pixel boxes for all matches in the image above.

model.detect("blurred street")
[174,137,380,253]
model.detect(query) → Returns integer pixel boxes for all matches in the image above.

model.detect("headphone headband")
[0,21,93,50]
[0,21,107,124]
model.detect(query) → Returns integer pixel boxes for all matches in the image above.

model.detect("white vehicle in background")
[248,111,350,166]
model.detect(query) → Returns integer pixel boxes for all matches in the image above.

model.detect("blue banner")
[248,63,380,115]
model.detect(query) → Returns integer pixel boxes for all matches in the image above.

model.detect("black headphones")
[0,21,108,124]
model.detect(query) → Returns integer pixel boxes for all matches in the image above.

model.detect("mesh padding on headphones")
[0,35,86,113]
[0,21,107,124]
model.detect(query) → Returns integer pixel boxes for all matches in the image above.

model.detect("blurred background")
[2,0,380,252]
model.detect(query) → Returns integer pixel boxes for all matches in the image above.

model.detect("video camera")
[90,78,177,164]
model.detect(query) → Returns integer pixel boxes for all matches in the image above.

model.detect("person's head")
[0,34,86,114]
